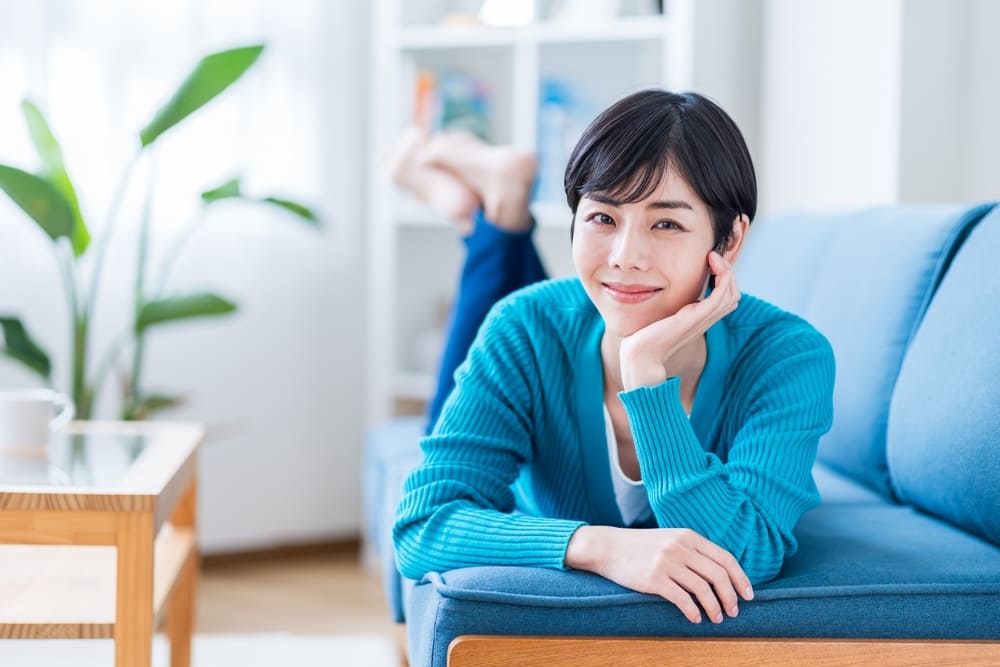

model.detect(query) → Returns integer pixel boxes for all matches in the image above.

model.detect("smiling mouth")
[602,282,662,303]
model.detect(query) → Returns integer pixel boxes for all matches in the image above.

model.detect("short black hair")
[564,89,756,250]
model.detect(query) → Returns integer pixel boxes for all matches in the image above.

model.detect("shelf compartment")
[0,525,195,639]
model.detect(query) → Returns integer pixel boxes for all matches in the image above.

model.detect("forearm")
[619,379,819,582]
[394,498,584,579]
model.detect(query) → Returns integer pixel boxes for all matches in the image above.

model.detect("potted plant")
[0,43,318,422]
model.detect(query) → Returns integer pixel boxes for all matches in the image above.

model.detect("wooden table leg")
[167,480,198,667]
[115,511,155,667]
[167,554,196,667]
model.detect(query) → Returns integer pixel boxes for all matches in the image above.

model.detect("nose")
[608,223,650,271]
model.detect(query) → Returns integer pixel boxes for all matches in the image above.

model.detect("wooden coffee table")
[0,421,203,667]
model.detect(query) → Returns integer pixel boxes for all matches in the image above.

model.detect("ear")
[720,214,750,264]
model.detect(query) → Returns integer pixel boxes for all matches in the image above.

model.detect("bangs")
[583,155,675,206]
[565,96,684,210]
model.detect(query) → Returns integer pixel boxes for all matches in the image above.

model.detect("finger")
[707,265,740,315]
[696,541,754,601]
[658,579,704,624]
[707,250,728,273]
[689,555,740,617]
[673,567,725,623]
[698,279,737,324]
[708,257,735,294]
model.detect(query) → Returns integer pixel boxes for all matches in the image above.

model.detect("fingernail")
[730,606,739,617]
[693,614,702,624]
[744,586,755,600]
[713,613,723,624]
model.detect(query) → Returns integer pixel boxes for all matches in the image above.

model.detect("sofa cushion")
[887,207,1000,545]
[361,415,426,622]
[738,204,993,497]
[406,504,1000,666]
[812,462,885,504]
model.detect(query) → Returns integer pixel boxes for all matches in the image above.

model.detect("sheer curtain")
[0,0,370,551]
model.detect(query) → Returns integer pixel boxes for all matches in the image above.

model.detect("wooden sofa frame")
[446,636,1000,666]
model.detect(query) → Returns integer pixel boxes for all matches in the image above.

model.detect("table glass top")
[0,431,154,488]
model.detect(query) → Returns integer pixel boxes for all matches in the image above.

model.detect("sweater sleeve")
[618,327,835,583]
[393,299,586,581]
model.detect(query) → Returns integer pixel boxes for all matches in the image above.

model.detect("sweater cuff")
[618,377,708,484]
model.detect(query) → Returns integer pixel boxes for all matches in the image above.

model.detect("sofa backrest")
[886,206,1000,545]
[738,204,993,498]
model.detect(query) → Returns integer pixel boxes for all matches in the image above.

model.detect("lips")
[602,282,662,304]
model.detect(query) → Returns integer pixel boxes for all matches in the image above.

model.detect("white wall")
[964,0,1000,202]
[758,0,903,215]
[691,0,764,169]
[898,0,967,203]
[758,0,999,213]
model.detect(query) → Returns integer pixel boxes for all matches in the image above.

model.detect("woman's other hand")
[565,525,754,624]
[619,251,740,390]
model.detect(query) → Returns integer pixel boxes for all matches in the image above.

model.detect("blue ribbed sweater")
[394,277,835,584]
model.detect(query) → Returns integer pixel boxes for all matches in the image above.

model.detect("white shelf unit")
[365,0,695,425]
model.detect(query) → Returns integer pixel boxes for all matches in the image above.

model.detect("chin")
[601,301,680,338]
[603,315,658,339]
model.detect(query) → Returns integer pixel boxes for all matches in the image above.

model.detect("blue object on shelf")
[535,78,593,205]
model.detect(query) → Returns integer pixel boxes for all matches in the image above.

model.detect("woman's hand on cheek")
[565,525,754,624]
[619,251,740,391]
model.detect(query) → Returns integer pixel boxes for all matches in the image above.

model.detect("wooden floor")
[197,548,396,638]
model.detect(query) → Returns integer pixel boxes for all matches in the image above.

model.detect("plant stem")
[54,242,91,417]
[89,327,131,407]
[73,315,93,420]
[85,151,141,322]
[124,154,157,420]
[152,209,205,298]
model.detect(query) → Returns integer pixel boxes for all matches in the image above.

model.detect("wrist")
[620,355,668,391]
[565,525,611,571]
[618,340,670,391]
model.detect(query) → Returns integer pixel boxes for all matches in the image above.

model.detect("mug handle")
[49,393,76,431]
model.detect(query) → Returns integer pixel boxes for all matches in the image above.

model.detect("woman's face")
[572,166,718,339]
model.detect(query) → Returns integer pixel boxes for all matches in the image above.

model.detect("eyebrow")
[587,192,694,211]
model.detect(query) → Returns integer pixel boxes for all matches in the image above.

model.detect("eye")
[654,219,683,231]
[586,212,615,226]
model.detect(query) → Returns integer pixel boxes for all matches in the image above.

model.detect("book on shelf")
[414,68,493,141]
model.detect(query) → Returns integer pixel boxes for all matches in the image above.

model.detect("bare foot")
[418,132,537,232]
[383,126,480,232]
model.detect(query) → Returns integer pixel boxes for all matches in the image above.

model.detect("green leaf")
[0,164,75,243]
[261,196,320,224]
[132,393,183,419]
[201,177,242,203]
[0,316,52,380]
[135,292,237,333]
[201,178,320,225]
[139,44,266,147]
[21,99,90,256]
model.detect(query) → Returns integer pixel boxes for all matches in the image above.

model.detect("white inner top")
[604,405,653,526]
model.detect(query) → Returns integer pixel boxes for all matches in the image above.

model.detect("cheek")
[657,245,709,285]
[571,233,602,275]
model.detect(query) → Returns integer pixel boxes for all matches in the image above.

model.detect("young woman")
[388,90,835,626]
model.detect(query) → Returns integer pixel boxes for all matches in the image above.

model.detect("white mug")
[0,389,75,451]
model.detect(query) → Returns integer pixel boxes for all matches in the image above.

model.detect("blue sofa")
[362,203,1000,666]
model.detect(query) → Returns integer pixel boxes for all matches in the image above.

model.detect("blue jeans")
[426,208,548,431]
